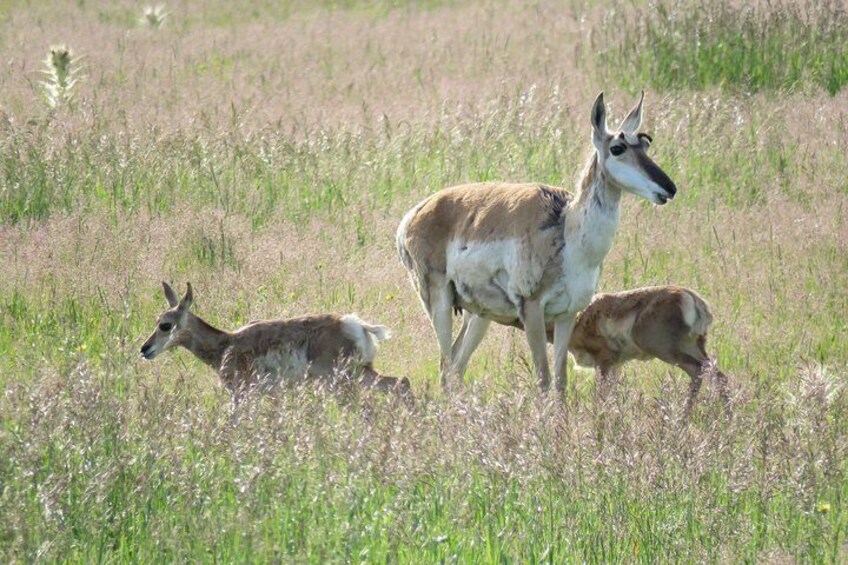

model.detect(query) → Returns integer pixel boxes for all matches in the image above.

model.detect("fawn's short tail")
[679,290,713,337]
[340,314,390,364]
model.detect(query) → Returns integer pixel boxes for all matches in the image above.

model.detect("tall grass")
[2,88,844,224]
[2,362,847,562]
[0,94,579,224]
[597,0,848,94]
[1,0,847,561]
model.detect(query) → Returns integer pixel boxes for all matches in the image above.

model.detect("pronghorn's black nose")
[666,181,678,198]
[639,153,677,199]
[655,176,676,203]
[140,344,152,357]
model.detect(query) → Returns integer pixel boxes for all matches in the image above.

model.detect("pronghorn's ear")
[618,90,644,134]
[590,91,607,149]
[162,281,179,308]
[178,283,193,312]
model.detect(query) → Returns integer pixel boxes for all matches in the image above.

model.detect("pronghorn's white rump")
[397,91,678,394]
[140,282,412,412]
[340,314,391,365]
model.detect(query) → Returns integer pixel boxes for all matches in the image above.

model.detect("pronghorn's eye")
[610,145,626,156]
[159,322,173,332]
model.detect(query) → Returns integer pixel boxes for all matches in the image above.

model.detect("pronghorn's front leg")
[594,364,620,401]
[552,315,577,396]
[521,298,551,390]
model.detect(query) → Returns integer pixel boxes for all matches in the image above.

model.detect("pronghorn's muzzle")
[140,343,156,359]
[655,182,676,205]
[640,153,677,205]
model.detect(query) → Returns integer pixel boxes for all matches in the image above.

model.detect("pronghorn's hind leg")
[450,309,472,359]
[669,354,707,420]
[424,274,456,391]
[449,311,491,383]
[633,316,709,418]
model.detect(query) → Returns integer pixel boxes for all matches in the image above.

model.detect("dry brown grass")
[1,0,847,561]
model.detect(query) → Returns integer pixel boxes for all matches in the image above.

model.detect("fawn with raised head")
[397,91,678,394]
[140,282,412,412]
[568,285,730,416]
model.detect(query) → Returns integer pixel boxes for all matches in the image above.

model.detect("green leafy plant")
[40,45,81,109]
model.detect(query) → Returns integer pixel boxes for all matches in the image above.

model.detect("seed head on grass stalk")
[40,45,81,109]
[140,4,169,29]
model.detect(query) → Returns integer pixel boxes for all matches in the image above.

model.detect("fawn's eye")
[610,145,626,156]
[159,322,173,332]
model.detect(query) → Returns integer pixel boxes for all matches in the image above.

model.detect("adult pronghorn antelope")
[568,286,730,416]
[140,282,411,411]
[396,91,678,393]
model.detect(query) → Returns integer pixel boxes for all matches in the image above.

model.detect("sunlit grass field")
[2,0,848,561]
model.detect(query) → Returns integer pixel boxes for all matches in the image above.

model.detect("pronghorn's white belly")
[252,347,310,389]
[445,238,602,322]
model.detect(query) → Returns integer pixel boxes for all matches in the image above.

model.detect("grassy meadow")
[2,0,848,561]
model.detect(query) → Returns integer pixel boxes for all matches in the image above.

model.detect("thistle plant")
[140,4,168,28]
[40,45,80,109]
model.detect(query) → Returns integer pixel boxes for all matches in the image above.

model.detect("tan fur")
[141,283,412,412]
[401,182,571,275]
[568,285,729,417]
[396,92,678,394]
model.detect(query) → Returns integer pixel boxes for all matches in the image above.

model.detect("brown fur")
[568,286,729,416]
[141,283,412,412]
[401,182,571,276]
[501,285,729,415]
[397,92,678,394]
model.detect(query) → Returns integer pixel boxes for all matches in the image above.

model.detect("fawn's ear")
[163,281,179,307]
[177,282,193,312]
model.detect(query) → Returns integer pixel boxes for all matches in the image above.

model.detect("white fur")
[340,314,390,364]
[623,132,643,145]
[680,292,697,328]
[444,205,617,324]
[397,94,674,390]
[545,190,620,316]
[252,347,310,388]
[396,201,426,270]
[605,159,668,204]
[683,292,713,337]
[446,239,521,315]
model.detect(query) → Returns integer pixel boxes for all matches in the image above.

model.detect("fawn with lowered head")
[397,91,678,395]
[140,282,411,411]
[567,285,729,416]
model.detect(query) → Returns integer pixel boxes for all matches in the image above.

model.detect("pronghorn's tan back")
[400,182,572,273]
